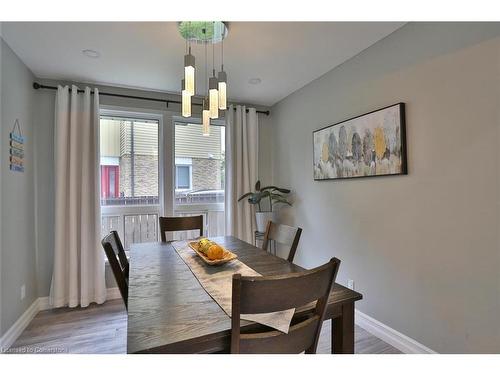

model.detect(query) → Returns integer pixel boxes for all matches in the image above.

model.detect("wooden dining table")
[127,236,363,354]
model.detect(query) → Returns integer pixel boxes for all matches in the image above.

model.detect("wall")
[0,38,36,336]
[270,23,500,353]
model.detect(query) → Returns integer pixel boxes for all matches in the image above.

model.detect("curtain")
[50,85,106,308]
[225,105,259,243]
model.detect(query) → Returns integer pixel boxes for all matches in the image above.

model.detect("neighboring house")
[174,121,223,193]
[99,118,223,205]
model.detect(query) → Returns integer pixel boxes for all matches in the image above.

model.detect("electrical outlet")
[21,284,26,300]
[347,279,355,290]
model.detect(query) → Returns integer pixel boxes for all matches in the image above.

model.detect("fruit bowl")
[188,240,238,266]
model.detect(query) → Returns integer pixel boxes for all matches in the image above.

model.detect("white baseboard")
[0,288,122,351]
[0,298,40,351]
[355,309,437,354]
[106,287,122,301]
[37,296,51,311]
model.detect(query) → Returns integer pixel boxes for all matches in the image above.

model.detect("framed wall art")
[313,103,407,180]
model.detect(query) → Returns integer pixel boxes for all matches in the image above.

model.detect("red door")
[101,165,119,199]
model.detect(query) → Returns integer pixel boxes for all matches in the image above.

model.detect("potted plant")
[238,180,292,232]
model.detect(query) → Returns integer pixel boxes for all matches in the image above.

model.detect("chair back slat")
[159,215,204,242]
[262,221,302,262]
[239,260,336,314]
[231,257,340,354]
[101,231,128,309]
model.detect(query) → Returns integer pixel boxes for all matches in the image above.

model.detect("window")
[99,116,159,206]
[100,112,161,250]
[176,165,192,190]
[174,120,225,237]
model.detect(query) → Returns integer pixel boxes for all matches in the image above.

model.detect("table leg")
[332,302,355,354]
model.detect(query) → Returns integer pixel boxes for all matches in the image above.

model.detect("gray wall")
[270,23,500,353]
[0,39,37,336]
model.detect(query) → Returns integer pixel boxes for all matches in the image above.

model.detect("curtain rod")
[32,82,270,116]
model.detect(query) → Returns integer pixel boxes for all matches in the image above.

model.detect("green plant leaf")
[261,186,291,194]
[260,190,271,198]
[272,196,292,206]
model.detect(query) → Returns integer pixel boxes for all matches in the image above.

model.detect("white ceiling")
[2,22,404,106]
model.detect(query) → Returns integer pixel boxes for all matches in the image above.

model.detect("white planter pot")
[255,211,277,233]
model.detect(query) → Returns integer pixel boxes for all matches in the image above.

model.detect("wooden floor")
[9,299,400,354]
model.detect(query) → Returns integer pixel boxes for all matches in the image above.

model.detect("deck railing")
[101,200,225,250]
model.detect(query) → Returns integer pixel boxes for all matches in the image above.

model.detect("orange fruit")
[206,244,224,260]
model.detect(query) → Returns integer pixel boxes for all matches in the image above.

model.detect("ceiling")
[2,22,404,106]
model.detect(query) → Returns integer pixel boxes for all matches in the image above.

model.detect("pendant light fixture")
[181,79,191,117]
[218,33,227,110]
[202,98,210,136]
[178,22,228,134]
[202,40,210,136]
[184,23,195,96]
[209,38,219,119]
[209,75,219,119]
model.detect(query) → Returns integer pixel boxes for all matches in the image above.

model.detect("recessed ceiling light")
[82,49,100,58]
[248,78,262,85]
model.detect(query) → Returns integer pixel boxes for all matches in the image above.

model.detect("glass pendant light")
[209,40,219,119]
[202,98,210,136]
[202,40,210,136]
[209,74,219,119]
[218,71,227,110]
[184,23,195,96]
[184,47,195,96]
[181,79,191,117]
[218,35,227,110]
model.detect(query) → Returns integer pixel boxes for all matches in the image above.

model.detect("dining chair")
[231,257,340,354]
[101,231,129,309]
[262,221,302,263]
[159,215,204,242]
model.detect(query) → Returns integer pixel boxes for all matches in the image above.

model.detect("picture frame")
[312,103,407,181]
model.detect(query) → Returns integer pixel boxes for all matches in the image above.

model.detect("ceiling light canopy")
[178,22,229,135]
[178,21,228,44]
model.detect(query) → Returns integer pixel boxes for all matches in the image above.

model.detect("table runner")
[171,240,295,333]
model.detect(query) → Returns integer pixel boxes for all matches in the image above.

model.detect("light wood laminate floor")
[9,299,401,354]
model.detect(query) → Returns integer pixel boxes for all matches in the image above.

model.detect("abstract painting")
[313,103,407,180]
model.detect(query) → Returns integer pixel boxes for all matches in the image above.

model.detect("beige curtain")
[225,105,259,243]
[50,85,106,308]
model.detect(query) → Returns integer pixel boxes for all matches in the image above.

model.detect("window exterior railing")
[101,201,225,250]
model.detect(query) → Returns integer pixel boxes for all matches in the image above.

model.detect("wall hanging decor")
[9,119,25,173]
[313,103,407,180]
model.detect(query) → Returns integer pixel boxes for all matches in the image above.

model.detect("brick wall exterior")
[119,155,220,196]
[192,158,222,191]
[119,154,159,197]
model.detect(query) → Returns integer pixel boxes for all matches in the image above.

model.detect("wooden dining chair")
[159,215,204,242]
[101,231,129,309]
[262,221,302,263]
[231,257,340,354]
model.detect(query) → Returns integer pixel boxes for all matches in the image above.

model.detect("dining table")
[127,236,363,354]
